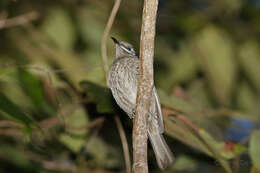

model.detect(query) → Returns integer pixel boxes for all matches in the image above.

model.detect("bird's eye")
[121,45,134,53]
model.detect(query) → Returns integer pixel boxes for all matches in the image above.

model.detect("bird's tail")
[148,132,174,170]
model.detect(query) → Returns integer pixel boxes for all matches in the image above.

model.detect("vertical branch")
[133,0,159,173]
[101,1,131,173]
[114,115,131,173]
[101,0,121,84]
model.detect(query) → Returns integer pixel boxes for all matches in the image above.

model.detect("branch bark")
[0,11,39,30]
[133,0,159,172]
[114,115,131,173]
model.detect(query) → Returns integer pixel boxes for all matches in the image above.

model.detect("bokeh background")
[0,0,260,173]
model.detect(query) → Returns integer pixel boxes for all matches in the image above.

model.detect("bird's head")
[111,37,137,58]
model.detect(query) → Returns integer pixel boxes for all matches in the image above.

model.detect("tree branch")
[133,0,159,172]
[114,115,131,173]
[101,0,121,84]
[0,11,39,30]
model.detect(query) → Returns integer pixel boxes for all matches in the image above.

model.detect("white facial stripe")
[120,45,132,54]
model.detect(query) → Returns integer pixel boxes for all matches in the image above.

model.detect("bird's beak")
[111,37,119,44]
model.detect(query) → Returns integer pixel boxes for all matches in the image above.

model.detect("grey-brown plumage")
[108,37,174,170]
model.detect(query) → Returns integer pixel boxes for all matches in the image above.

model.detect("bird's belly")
[109,67,137,116]
[117,68,137,105]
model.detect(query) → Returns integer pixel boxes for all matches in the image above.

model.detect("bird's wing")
[153,87,164,133]
[108,57,139,118]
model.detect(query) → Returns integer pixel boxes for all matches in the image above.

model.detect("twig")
[101,1,131,172]
[0,129,24,137]
[0,11,39,30]
[42,160,77,172]
[0,63,101,75]
[114,115,131,173]
[87,117,105,129]
[101,0,121,84]
[0,120,23,128]
[133,0,159,172]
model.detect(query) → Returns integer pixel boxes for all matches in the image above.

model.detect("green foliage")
[239,41,260,93]
[0,93,36,129]
[18,69,55,117]
[41,7,75,51]
[250,130,260,171]
[80,81,114,113]
[192,26,237,105]
[59,107,89,153]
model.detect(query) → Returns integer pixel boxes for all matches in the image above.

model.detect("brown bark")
[132,0,159,172]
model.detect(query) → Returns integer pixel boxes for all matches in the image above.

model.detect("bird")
[108,37,174,170]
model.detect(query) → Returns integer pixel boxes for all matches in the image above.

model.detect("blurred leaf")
[165,116,212,155]
[251,167,260,173]
[77,7,105,49]
[158,89,205,122]
[239,41,260,93]
[160,87,225,140]
[155,41,198,92]
[18,69,55,117]
[0,66,15,77]
[59,134,85,153]
[79,57,106,85]
[59,104,88,153]
[0,68,37,112]
[77,7,108,85]
[187,80,212,108]
[192,25,237,105]
[172,46,198,84]
[171,155,198,171]
[217,0,242,13]
[59,106,89,153]
[41,7,75,51]
[249,130,260,170]
[165,116,235,173]
[0,146,30,168]
[11,29,92,89]
[80,81,114,113]
[177,14,207,34]
[199,129,246,159]
[64,106,89,136]
[233,142,248,155]
[158,89,199,114]
[0,93,36,129]
[86,136,121,168]
[155,41,177,92]
[237,81,260,117]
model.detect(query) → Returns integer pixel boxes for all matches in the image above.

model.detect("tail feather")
[148,132,174,170]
